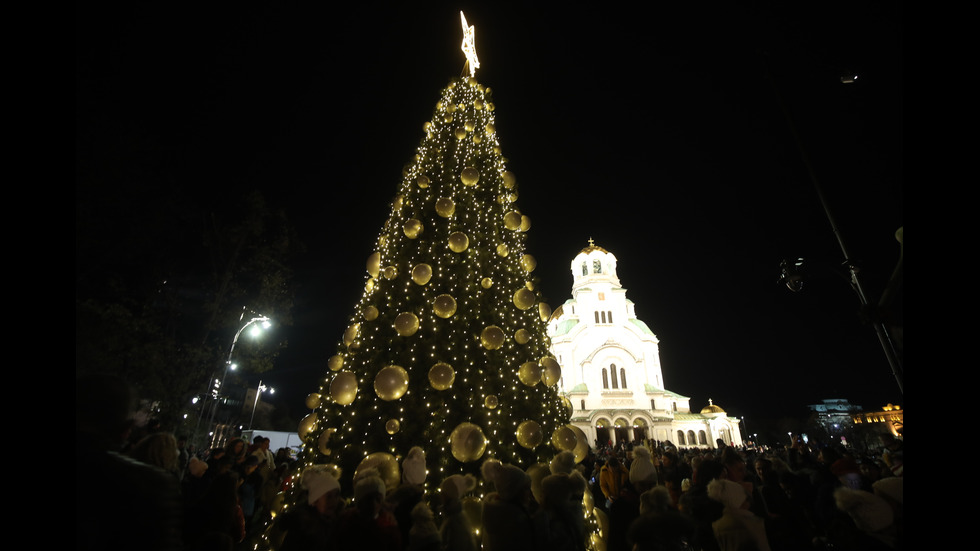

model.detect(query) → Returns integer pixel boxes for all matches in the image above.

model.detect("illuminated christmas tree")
[276,13,592,517]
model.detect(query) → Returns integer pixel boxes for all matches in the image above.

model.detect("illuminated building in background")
[547,242,742,449]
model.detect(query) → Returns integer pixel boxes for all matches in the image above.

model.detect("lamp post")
[194,308,272,450]
[249,380,274,430]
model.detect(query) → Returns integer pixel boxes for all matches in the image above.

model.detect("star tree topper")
[460,11,480,77]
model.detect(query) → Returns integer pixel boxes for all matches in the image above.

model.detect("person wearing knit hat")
[629,446,659,492]
[526,462,550,505]
[439,474,479,551]
[707,478,771,551]
[480,459,540,551]
[304,468,341,508]
[550,450,577,475]
[401,446,427,486]
[833,486,898,549]
[537,473,588,551]
[336,467,401,551]
[277,465,343,551]
[407,501,441,551]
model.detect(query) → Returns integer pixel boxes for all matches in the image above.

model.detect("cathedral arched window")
[607,311,613,323]
[582,262,588,275]
[677,430,686,445]
[593,260,602,273]
[602,369,609,389]
[600,311,607,323]
[620,367,627,389]
[699,431,708,445]
[687,430,697,445]
[581,399,586,410]
[594,311,600,323]
[610,364,618,389]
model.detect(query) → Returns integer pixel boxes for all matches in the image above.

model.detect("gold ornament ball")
[496,243,509,257]
[417,175,430,188]
[328,354,344,372]
[367,252,381,277]
[484,395,499,409]
[394,312,420,336]
[480,325,506,350]
[540,356,561,386]
[404,219,423,239]
[516,420,543,449]
[393,195,404,211]
[460,167,480,186]
[383,266,397,280]
[305,393,322,410]
[520,215,531,232]
[474,99,484,110]
[365,278,376,293]
[428,362,455,391]
[435,197,455,218]
[539,302,552,321]
[433,294,457,318]
[356,452,401,492]
[318,428,335,455]
[570,425,590,464]
[481,277,493,289]
[363,305,379,321]
[503,211,522,230]
[450,422,488,463]
[329,371,358,406]
[412,264,432,285]
[552,426,578,451]
[386,419,401,435]
[298,412,317,439]
[513,288,536,310]
[514,328,531,345]
[520,254,537,273]
[454,127,467,140]
[472,135,482,144]
[448,232,469,253]
[485,123,495,135]
[561,395,574,416]
[502,171,516,189]
[464,120,475,132]
[443,113,453,123]
[518,361,543,386]
[374,365,409,401]
[525,280,535,291]
[343,324,360,347]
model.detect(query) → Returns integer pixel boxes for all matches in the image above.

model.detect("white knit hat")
[353,467,386,502]
[302,465,341,506]
[482,459,530,501]
[402,446,427,486]
[629,447,658,485]
[834,487,894,533]
[440,473,477,502]
[707,479,747,511]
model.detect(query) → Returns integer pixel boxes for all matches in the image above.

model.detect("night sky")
[76,3,903,424]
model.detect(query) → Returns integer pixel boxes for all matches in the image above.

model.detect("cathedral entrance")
[595,426,611,447]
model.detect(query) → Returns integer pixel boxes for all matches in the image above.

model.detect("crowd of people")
[77,376,903,551]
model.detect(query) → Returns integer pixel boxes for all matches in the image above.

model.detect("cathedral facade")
[547,242,743,450]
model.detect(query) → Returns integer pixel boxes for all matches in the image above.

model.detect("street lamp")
[193,308,273,450]
[249,380,275,430]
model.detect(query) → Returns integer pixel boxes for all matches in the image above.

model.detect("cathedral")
[547,241,743,450]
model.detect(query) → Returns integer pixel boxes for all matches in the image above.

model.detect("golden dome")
[700,399,725,415]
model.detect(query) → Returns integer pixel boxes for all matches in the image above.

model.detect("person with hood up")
[707,478,771,551]
[481,459,544,551]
